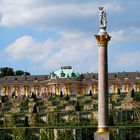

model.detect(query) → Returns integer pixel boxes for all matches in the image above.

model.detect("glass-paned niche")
[0,87,5,96]
[10,87,15,96]
[52,86,56,94]
[19,87,25,96]
[71,86,77,96]
[60,87,65,95]
[41,86,46,97]
[87,86,92,95]
[29,87,34,96]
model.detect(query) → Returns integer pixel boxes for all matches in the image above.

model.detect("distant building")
[0,66,140,96]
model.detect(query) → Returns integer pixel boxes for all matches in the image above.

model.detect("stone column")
[95,32,111,131]
[94,33,111,138]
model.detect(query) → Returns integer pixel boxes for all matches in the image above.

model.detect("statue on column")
[99,7,107,30]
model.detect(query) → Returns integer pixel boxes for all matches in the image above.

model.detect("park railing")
[0,126,140,140]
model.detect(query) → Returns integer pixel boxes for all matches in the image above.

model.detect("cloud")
[0,0,122,32]
[112,52,140,71]
[110,27,140,45]
[4,33,98,72]
[5,35,53,62]
[108,27,140,72]
[4,26,140,73]
[2,0,140,74]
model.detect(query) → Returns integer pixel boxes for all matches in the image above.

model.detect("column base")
[96,127,109,134]
[94,127,111,140]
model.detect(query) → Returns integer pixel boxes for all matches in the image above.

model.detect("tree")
[24,71,30,75]
[24,116,29,127]
[131,88,135,97]
[15,70,30,76]
[65,94,69,101]
[32,105,37,113]
[60,90,63,97]
[0,67,31,77]
[0,67,15,77]
[117,88,121,95]
[15,70,24,76]
[108,114,115,126]
[75,101,81,111]
[89,90,92,96]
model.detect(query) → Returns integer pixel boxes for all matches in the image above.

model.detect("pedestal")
[94,133,111,140]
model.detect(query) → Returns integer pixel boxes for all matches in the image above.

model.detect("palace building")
[0,66,140,96]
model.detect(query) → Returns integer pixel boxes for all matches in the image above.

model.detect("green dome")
[52,66,80,79]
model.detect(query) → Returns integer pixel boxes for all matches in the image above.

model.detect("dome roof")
[51,66,80,79]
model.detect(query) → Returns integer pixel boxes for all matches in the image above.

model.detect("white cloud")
[0,0,122,31]
[110,27,140,45]
[112,52,140,70]
[3,0,140,73]
[5,35,53,62]
[104,2,122,12]
[5,26,140,73]
[4,34,98,72]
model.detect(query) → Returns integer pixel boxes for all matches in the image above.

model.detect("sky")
[0,0,140,75]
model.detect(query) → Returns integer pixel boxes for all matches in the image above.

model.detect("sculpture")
[99,7,107,30]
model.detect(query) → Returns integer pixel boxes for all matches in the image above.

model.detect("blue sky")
[0,0,140,75]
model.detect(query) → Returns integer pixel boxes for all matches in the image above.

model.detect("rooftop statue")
[99,7,107,30]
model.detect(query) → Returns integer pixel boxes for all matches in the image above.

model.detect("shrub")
[39,129,48,140]
[13,128,25,140]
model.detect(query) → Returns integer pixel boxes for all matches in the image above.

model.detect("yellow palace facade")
[0,66,140,96]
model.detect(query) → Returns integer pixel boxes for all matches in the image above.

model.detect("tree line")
[0,67,30,78]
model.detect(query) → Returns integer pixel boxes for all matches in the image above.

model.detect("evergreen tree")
[65,94,69,101]
[32,105,37,113]
[75,101,81,111]
[131,88,135,97]
[89,90,92,96]
[117,88,121,95]
[24,116,29,127]
[60,90,63,97]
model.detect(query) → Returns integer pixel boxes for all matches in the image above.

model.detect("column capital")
[95,34,111,47]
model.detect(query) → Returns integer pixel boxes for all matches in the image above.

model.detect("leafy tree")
[0,67,31,77]
[15,70,30,76]
[0,67,15,77]
[15,70,25,76]
[24,71,30,75]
